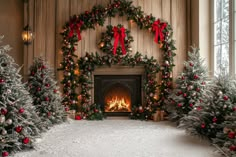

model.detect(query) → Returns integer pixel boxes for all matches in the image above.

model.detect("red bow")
[68,21,83,41]
[113,26,126,55]
[152,19,167,43]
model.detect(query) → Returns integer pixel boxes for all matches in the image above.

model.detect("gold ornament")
[74,69,80,75]
[128,47,132,51]
[99,42,105,48]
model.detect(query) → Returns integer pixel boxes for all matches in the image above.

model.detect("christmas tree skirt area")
[15,119,221,157]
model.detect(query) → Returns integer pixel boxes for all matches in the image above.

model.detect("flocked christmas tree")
[212,111,236,157]
[26,57,67,128]
[0,36,41,156]
[167,47,207,122]
[179,74,235,140]
[212,79,236,157]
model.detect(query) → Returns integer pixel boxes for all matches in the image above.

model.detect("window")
[213,0,230,75]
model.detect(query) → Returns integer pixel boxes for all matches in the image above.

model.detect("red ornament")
[201,123,206,128]
[223,95,229,101]
[2,151,9,157]
[47,112,51,117]
[201,81,205,85]
[233,107,236,111]
[212,117,217,123]
[22,137,30,144]
[94,109,99,113]
[181,76,185,80]
[189,62,194,67]
[196,88,200,92]
[189,103,193,107]
[37,87,41,91]
[19,108,24,113]
[183,93,187,97]
[229,145,236,151]
[228,132,236,139]
[197,106,202,111]
[41,65,46,69]
[178,91,183,95]
[75,115,82,120]
[85,11,89,15]
[31,72,35,76]
[194,75,199,79]
[65,107,69,111]
[53,89,58,93]
[1,108,7,115]
[177,103,182,107]
[15,126,22,133]
[45,97,50,101]
[0,79,5,83]
[45,84,50,87]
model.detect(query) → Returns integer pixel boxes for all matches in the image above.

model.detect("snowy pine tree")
[0,36,41,156]
[26,57,66,128]
[167,47,207,121]
[179,74,235,140]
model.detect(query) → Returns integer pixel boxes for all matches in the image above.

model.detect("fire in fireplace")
[104,85,131,112]
[94,75,141,116]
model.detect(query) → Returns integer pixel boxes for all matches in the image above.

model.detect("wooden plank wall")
[24,0,187,81]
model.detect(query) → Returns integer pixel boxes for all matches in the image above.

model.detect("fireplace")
[94,75,141,116]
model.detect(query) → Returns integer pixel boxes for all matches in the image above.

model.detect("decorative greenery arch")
[58,0,176,118]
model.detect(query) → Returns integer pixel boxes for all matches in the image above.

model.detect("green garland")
[78,51,160,119]
[59,0,176,117]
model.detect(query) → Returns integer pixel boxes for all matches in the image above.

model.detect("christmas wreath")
[98,24,134,55]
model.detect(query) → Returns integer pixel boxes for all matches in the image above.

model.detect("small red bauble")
[197,106,202,111]
[181,76,185,80]
[233,107,236,111]
[1,108,7,115]
[15,126,22,133]
[2,151,9,157]
[22,137,30,144]
[41,65,46,69]
[19,108,24,113]
[229,145,236,151]
[47,112,51,117]
[228,132,236,139]
[223,95,229,101]
[212,117,217,123]
[75,115,82,120]
[177,103,182,107]
[45,84,50,87]
[94,109,99,113]
[53,89,57,93]
[0,79,5,83]
[196,88,200,92]
[85,11,89,14]
[189,62,194,66]
[183,93,187,97]
[37,87,41,91]
[31,72,35,76]
[194,75,199,79]
[45,97,50,101]
[189,103,193,107]
[65,107,69,111]
[201,123,205,128]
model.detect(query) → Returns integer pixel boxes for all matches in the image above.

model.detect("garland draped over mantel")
[58,0,176,117]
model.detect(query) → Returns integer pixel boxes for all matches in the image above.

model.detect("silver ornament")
[6,119,12,125]
[165,60,169,65]
[67,72,71,76]
[149,93,154,97]
[218,91,223,96]
[84,57,88,61]
[1,129,7,135]
[6,89,11,94]
[0,116,5,123]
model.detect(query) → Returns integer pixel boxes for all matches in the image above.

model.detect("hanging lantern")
[22,25,34,45]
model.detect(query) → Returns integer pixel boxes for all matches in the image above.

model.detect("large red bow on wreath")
[152,19,167,43]
[68,21,83,41]
[113,26,126,55]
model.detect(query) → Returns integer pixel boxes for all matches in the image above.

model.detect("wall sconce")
[22,0,34,45]
[22,25,34,45]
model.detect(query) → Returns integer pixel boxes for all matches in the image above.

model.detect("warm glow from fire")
[105,96,131,112]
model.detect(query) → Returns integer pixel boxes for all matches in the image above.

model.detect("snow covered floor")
[15,118,223,157]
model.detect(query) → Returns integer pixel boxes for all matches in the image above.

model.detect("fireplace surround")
[92,65,145,116]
